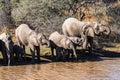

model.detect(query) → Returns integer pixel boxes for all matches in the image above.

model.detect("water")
[0,57,120,80]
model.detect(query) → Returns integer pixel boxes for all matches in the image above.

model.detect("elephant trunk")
[6,41,11,66]
[6,40,14,65]
[69,43,77,58]
[103,26,111,35]
[46,40,50,48]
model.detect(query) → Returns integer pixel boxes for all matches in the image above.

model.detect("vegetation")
[0,0,120,43]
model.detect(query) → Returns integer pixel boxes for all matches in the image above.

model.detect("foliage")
[0,0,120,42]
[12,0,69,34]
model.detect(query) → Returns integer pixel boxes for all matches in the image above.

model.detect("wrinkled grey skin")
[15,24,49,63]
[62,17,111,53]
[0,33,14,65]
[49,31,83,60]
[13,44,26,61]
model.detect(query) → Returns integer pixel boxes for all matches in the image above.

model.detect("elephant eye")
[96,27,99,31]
[76,39,79,43]
[8,37,11,41]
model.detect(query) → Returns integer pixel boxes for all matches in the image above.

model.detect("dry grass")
[103,43,120,52]
[25,45,51,56]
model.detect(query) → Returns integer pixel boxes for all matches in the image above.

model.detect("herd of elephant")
[0,17,111,66]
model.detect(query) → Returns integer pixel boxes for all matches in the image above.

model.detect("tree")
[0,0,14,28]
[12,0,69,34]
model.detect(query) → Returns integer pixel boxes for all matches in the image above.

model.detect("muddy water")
[0,57,120,80]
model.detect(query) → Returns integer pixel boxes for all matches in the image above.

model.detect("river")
[0,56,120,80]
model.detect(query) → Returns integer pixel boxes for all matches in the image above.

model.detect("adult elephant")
[62,17,111,54]
[15,24,49,63]
[0,33,14,65]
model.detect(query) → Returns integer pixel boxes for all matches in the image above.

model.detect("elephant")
[62,17,111,54]
[15,24,49,63]
[13,44,26,61]
[0,40,8,65]
[0,32,14,65]
[49,31,83,61]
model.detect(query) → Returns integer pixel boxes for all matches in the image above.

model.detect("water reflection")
[0,58,120,80]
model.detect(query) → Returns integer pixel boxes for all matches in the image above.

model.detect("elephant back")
[62,17,86,37]
[15,24,33,45]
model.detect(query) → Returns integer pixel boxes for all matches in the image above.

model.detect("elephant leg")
[21,45,27,61]
[2,51,8,65]
[15,52,19,61]
[51,47,55,59]
[7,53,10,66]
[19,53,24,61]
[89,40,93,54]
[82,37,88,56]
[66,49,70,60]
[23,52,27,61]
[55,47,62,61]
[62,49,67,61]
[88,37,93,54]
[70,43,77,59]
[10,52,15,65]
[82,39,87,50]
[35,46,40,62]
[23,45,26,53]
[30,45,35,63]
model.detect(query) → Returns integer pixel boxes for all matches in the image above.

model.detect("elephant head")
[37,33,50,46]
[92,22,111,36]
[61,38,77,58]
[99,25,111,35]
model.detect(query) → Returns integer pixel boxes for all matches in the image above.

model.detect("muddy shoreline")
[0,49,120,80]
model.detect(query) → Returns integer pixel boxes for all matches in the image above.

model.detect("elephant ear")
[37,33,48,45]
[37,33,43,44]
[28,33,39,46]
[82,22,92,34]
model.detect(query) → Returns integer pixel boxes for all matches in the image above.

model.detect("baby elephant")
[49,31,83,61]
[13,44,26,61]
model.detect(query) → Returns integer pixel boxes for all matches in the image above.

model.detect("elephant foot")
[74,56,77,59]
[9,61,15,66]
[51,55,55,59]
[23,57,27,62]
[37,59,41,63]
[18,57,22,62]
[55,57,59,61]
[3,60,7,66]
[31,60,35,64]
[62,57,67,62]
[76,58,79,62]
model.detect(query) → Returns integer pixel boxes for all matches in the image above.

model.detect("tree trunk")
[0,0,13,28]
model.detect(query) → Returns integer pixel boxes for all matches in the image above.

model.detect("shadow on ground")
[0,55,51,66]
[0,49,120,66]
[43,49,120,62]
